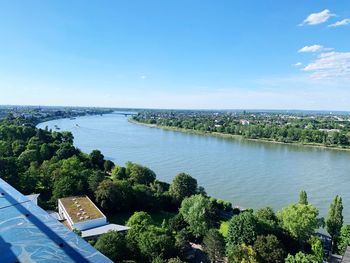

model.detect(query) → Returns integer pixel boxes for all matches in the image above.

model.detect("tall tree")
[299,190,308,205]
[203,229,225,263]
[169,173,198,203]
[277,203,322,243]
[179,194,215,237]
[326,195,343,252]
[94,231,128,261]
[253,235,285,263]
[337,224,350,255]
[226,212,257,252]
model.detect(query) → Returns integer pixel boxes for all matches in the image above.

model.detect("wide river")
[38,112,350,222]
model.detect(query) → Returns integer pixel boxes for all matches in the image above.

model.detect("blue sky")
[0,1,349,110]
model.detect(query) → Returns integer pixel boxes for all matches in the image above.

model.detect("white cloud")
[293,62,303,67]
[329,18,350,27]
[300,9,334,26]
[303,51,350,79]
[298,45,324,53]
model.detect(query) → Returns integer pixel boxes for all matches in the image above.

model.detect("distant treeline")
[133,111,350,147]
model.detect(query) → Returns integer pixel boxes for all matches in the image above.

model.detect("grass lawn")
[109,210,176,226]
[219,220,229,237]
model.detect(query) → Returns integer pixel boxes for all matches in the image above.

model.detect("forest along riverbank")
[129,118,350,152]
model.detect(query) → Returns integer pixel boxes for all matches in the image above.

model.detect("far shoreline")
[128,118,350,153]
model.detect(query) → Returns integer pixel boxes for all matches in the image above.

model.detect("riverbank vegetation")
[0,114,349,262]
[132,110,350,149]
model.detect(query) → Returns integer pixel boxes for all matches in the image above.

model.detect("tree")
[203,229,225,263]
[88,170,106,193]
[89,150,105,169]
[126,162,156,185]
[94,231,128,261]
[95,179,133,212]
[277,203,322,243]
[111,165,127,180]
[299,190,308,205]
[226,212,257,249]
[127,211,153,228]
[179,194,215,237]
[255,207,278,233]
[326,195,343,252]
[126,211,153,257]
[227,243,257,263]
[169,173,198,203]
[309,236,324,263]
[285,252,318,263]
[138,226,175,260]
[337,224,350,255]
[253,235,285,263]
[104,160,114,172]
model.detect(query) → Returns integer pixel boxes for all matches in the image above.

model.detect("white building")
[58,196,107,231]
[58,195,129,239]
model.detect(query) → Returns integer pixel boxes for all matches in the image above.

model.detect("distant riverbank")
[129,118,350,152]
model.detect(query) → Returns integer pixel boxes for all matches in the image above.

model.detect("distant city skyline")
[0,1,349,110]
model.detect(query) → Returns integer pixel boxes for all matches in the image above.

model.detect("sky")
[0,0,349,110]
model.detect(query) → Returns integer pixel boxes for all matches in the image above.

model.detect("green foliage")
[169,173,198,203]
[337,225,350,255]
[253,235,285,263]
[103,160,114,172]
[127,211,153,228]
[326,195,343,252]
[88,170,106,193]
[138,225,175,260]
[219,221,229,237]
[309,236,324,263]
[111,165,127,180]
[95,179,133,212]
[285,252,319,263]
[299,190,308,205]
[126,162,156,185]
[203,229,225,263]
[227,243,257,263]
[226,212,257,249]
[254,207,278,233]
[277,203,322,242]
[179,194,215,237]
[89,150,105,169]
[95,231,128,261]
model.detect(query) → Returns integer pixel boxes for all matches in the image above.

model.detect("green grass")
[109,211,176,226]
[219,220,229,237]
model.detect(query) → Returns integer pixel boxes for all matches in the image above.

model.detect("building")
[58,196,107,231]
[0,178,112,263]
[58,195,129,239]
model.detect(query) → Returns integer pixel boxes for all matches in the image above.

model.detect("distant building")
[240,119,250,125]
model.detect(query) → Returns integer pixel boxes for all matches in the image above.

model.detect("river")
[37,112,350,222]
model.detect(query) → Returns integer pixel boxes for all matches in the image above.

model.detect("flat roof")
[0,178,112,263]
[81,224,130,238]
[59,196,105,223]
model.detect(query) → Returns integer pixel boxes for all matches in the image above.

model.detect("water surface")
[38,113,350,222]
